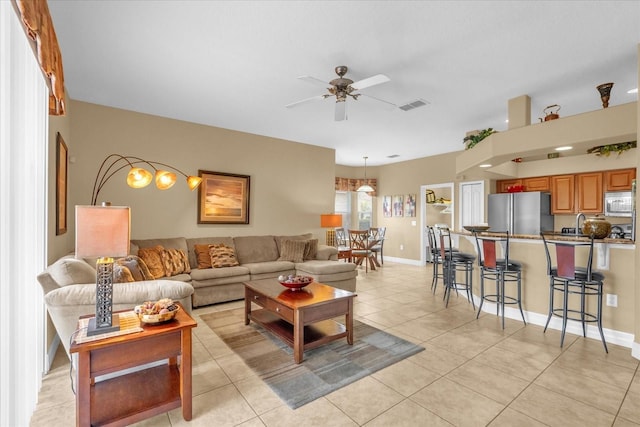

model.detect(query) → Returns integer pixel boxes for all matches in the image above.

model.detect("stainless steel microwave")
[604,191,633,217]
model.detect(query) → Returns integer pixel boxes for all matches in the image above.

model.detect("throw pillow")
[113,264,135,283]
[160,248,191,277]
[303,239,318,260]
[115,255,154,281]
[194,244,213,269]
[209,244,240,268]
[278,239,307,263]
[137,245,166,279]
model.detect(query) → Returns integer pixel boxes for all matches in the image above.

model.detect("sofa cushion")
[278,239,307,263]
[115,255,154,282]
[113,264,135,283]
[303,239,318,260]
[161,248,191,276]
[47,256,97,287]
[137,246,166,279]
[242,261,295,276]
[193,244,213,269]
[234,235,279,264]
[209,244,240,268]
[189,265,250,281]
[187,237,235,269]
[275,233,313,254]
[295,260,357,275]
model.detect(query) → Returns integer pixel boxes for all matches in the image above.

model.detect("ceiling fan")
[285,65,396,121]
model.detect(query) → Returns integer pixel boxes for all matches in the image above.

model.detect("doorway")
[420,182,454,264]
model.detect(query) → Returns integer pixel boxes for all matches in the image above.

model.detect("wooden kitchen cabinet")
[551,174,575,214]
[523,176,550,192]
[577,172,603,213]
[605,168,636,191]
[496,179,522,193]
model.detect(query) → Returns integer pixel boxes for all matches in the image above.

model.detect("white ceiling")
[48,1,640,166]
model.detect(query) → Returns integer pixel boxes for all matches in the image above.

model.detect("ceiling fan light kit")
[286,65,393,121]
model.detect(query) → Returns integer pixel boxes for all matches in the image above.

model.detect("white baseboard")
[475,298,636,350]
[45,335,61,374]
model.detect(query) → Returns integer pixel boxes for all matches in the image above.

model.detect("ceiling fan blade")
[359,93,397,109]
[350,74,390,90]
[335,101,346,121]
[285,95,326,109]
[298,75,330,87]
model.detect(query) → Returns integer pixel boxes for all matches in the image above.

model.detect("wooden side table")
[70,304,196,426]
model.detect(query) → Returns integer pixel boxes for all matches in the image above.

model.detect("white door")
[459,181,485,227]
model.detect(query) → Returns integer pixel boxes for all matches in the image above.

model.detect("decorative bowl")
[463,225,490,233]
[134,301,180,324]
[278,276,313,290]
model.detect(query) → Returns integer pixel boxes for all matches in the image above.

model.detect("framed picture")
[404,194,416,217]
[55,132,68,235]
[382,195,392,218]
[198,170,250,224]
[392,195,404,217]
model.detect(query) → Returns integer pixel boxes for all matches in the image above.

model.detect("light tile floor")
[31,262,640,426]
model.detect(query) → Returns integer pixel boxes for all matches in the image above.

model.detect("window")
[357,191,372,230]
[334,191,351,230]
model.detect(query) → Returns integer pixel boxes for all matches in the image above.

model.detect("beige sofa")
[37,255,194,357]
[130,233,358,307]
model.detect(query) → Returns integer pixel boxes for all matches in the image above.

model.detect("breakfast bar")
[452,230,636,344]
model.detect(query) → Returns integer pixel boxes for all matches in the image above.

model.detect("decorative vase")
[582,215,611,239]
[597,82,614,108]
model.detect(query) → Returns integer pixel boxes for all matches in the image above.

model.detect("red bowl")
[278,276,313,290]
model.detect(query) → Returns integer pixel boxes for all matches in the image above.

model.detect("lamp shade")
[155,170,177,190]
[320,214,342,228]
[357,184,375,192]
[186,175,203,191]
[126,167,153,189]
[75,205,130,258]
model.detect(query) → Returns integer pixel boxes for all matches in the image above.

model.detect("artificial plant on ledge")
[463,128,497,150]
[587,141,637,156]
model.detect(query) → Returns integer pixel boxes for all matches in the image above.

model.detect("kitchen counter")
[453,230,635,245]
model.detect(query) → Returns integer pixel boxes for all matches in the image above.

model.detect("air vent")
[398,98,430,111]
[387,154,400,158]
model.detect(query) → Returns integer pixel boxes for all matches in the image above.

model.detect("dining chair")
[369,227,386,265]
[348,229,374,272]
[335,227,351,262]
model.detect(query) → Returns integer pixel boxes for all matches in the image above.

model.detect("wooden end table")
[70,303,196,426]
[244,278,356,363]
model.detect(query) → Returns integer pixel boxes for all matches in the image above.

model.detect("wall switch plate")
[411,220,416,226]
[400,244,404,251]
[606,294,618,307]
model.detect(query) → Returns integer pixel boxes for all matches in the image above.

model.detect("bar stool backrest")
[427,226,438,256]
[540,233,595,281]
[474,231,510,269]
[438,228,453,261]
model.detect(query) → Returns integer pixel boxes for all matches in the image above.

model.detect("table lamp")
[320,214,342,246]
[76,205,130,336]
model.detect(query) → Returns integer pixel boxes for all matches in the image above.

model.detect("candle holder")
[597,82,614,108]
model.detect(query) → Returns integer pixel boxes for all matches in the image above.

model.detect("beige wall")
[635,43,640,353]
[63,100,336,246]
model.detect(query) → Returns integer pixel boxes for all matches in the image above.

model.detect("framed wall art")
[382,195,392,218]
[197,170,250,224]
[404,194,416,217]
[392,195,404,217]
[55,132,68,235]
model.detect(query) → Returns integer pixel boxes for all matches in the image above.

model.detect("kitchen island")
[452,230,636,347]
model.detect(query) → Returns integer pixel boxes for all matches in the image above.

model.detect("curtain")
[335,177,377,196]
[15,0,66,115]
[0,2,49,424]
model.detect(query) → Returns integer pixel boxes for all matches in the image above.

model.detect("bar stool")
[474,231,526,329]
[541,233,607,352]
[426,226,444,292]
[439,228,475,308]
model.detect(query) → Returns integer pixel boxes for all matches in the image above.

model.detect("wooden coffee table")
[244,278,356,363]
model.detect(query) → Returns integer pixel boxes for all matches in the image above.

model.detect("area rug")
[200,308,424,409]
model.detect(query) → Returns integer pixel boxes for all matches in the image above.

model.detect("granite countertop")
[453,230,635,245]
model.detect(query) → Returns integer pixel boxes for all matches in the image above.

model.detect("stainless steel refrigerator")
[488,192,554,235]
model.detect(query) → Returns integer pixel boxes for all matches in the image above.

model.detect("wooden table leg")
[76,352,90,426]
[180,329,193,421]
[293,309,304,364]
[244,288,251,325]
[346,298,354,345]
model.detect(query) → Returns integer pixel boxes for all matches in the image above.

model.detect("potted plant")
[463,128,497,150]
[587,141,637,156]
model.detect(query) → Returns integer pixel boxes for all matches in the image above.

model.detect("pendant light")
[357,156,374,192]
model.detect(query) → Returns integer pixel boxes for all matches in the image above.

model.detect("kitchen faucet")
[575,212,585,235]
